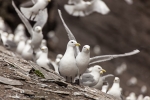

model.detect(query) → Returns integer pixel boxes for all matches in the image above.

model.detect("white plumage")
[64,0,110,17]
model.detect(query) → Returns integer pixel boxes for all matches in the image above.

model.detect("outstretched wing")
[12,0,33,36]
[89,49,140,65]
[33,8,48,29]
[58,9,80,56]
[102,74,114,81]
[85,0,110,15]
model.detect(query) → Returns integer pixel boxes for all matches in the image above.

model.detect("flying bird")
[20,0,50,21]
[64,0,110,17]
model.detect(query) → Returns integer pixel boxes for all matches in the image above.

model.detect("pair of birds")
[58,9,140,86]
[64,0,110,17]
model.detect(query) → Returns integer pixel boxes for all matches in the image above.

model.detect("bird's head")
[114,77,120,83]
[67,40,80,47]
[93,65,106,74]
[17,24,25,31]
[34,26,42,33]
[41,46,48,53]
[56,54,63,59]
[41,39,47,46]
[82,45,90,53]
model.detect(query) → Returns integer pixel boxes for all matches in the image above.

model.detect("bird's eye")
[71,41,73,43]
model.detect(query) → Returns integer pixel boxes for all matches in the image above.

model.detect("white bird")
[93,45,101,55]
[115,62,127,75]
[53,54,63,74]
[101,82,109,93]
[0,32,3,45]
[125,0,133,5]
[59,40,80,83]
[3,33,17,51]
[7,33,14,41]
[55,54,63,66]
[14,23,25,34]
[40,39,47,47]
[141,85,147,94]
[34,39,47,60]
[0,17,6,31]
[80,65,106,87]
[137,94,143,100]
[12,1,45,51]
[16,37,26,54]
[64,0,110,17]
[126,92,136,100]
[47,31,59,50]
[20,0,50,21]
[21,40,33,60]
[1,32,8,45]
[143,96,150,100]
[14,24,27,43]
[92,74,113,90]
[127,77,137,86]
[0,17,12,33]
[76,45,90,76]
[107,77,122,100]
[36,46,54,71]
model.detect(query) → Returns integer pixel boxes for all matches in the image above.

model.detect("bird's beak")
[48,0,51,2]
[100,69,106,74]
[40,48,44,50]
[75,43,81,46]
[87,48,90,50]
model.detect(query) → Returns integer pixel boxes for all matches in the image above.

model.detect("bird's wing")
[68,0,82,4]
[102,74,114,81]
[58,9,76,40]
[33,8,48,29]
[89,49,140,65]
[12,1,34,36]
[80,73,95,86]
[85,0,110,15]
[58,9,80,56]
[4,40,17,51]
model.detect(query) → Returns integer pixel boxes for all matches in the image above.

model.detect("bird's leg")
[78,74,81,85]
